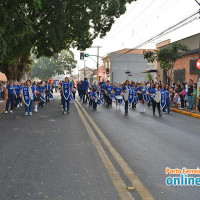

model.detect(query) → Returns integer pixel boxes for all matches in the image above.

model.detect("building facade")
[102,49,155,83]
[156,33,200,84]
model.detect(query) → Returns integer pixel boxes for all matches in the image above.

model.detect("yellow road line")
[171,108,200,119]
[74,101,134,200]
[76,100,155,200]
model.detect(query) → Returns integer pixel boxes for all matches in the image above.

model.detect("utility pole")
[84,60,86,78]
[90,46,102,81]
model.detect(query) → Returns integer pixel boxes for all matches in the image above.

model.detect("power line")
[111,10,200,59]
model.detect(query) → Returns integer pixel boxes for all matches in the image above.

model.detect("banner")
[49,93,53,100]
[40,94,46,102]
[63,82,70,100]
[134,96,138,104]
[69,94,74,103]
[128,88,134,104]
[144,94,150,103]
[160,91,166,110]
[23,87,30,106]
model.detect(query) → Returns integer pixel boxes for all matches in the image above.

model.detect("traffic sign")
[196,59,200,70]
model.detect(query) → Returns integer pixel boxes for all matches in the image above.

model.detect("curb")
[171,108,200,119]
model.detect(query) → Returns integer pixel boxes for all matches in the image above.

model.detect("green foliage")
[0,0,135,80]
[30,50,77,80]
[143,43,189,83]
[145,73,153,82]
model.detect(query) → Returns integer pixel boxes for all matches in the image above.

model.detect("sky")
[72,0,200,74]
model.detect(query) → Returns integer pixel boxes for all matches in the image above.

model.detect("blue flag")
[62,82,70,100]
[23,87,30,106]
[160,91,166,110]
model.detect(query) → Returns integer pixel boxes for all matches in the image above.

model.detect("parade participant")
[99,81,106,102]
[23,80,36,116]
[92,89,98,110]
[5,80,16,114]
[122,80,129,115]
[137,82,147,113]
[45,81,51,103]
[60,77,73,114]
[150,83,161,116]
[132,84,137,109]
[104,81,113,107]
[37,81,46,108]
[88,88,93,107]
[82,78,89,104]
[14,81,22,108]
[114,83,122,111]
[163,85,170,114]
[32,82,38,112]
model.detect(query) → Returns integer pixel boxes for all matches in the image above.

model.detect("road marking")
[74,101,134,200]
[76,100,155,200]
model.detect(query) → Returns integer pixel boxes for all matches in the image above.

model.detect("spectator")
[173,90,180,109]
[179,83,185,109]
[192,86,197,111]
[187,79,193,110]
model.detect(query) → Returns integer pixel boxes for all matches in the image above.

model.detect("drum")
[97,98,102,106]
[154,91,161,103]
[109,93,115,100]
[116,95,123,105]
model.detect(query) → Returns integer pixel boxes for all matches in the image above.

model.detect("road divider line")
[76,100,155,200]
[74,101,134,200]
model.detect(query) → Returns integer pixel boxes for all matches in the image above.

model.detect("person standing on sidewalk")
[5,80,16,114]
[188,79,193,110]
[179,83,185,110]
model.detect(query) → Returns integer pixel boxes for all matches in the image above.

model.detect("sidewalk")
[171,107,200,119]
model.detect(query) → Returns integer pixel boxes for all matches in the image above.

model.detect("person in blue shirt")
[45,81,51,103]
[137,82,147,113]
[5,80,16,114]
[88,88,93,107]
[92,89,98,110]
[99,81,106,102]
[36,82,46,108]
[60,77,73,114]
[23,80,36,116]
[104,81,113,107]
[82,78,89,104]
[114,83,122,111]
[163,85,170,114]
[13,81,22,108]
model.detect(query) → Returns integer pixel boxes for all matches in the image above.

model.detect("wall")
[110,53,155,83]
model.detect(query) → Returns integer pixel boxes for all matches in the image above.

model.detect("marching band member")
[60,77,73,114]
[163,85,170,114]
[150,83,161,116]
[45,81,51,103]
[122,80,129,115]
[82,78,89,104]
[114,83,122,111]
[23,80,36,116]
[92,88,98,110]
[137,82,147,113]
[5,80,16,114]
[37,81,46,108]
[14,81,22,108]
[88,88,93,107]
[104,80,113,108]
[99,81,106,102]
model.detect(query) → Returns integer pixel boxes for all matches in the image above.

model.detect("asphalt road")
[0,94,200,200]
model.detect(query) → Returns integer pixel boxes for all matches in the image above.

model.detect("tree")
[30,50,77,80]
[143,43,189,84]
[145,72,153,82]
[0,0,136,80]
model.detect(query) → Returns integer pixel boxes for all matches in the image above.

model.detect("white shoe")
[5,111,8,114]
[25,112,28,116]
[10,110,13,113]
[29,112,32,116]
[34,110,38,112]
[17,105,20,108]
[20,103,22,107]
